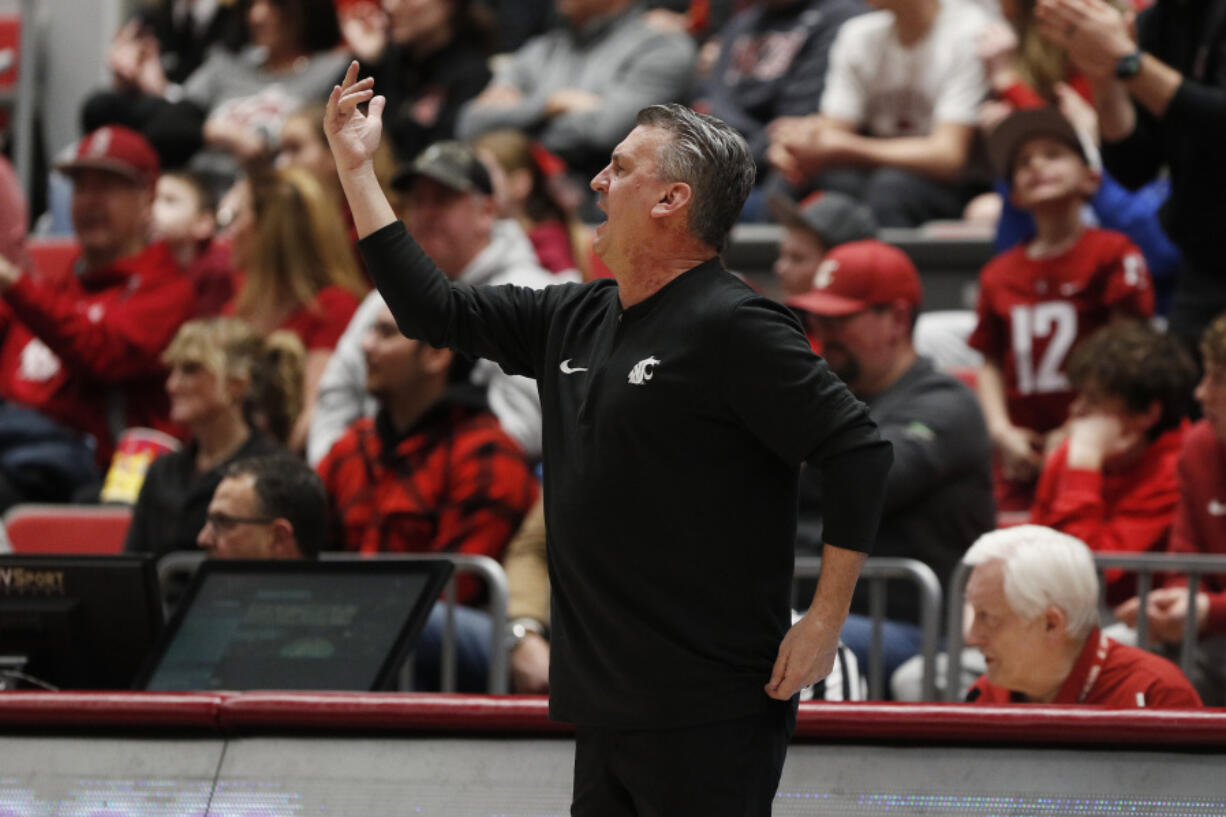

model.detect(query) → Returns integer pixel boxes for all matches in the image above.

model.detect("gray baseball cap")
[391,141,494,196]
[768,190,878,249]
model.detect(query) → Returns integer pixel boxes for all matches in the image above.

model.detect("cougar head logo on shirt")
[627,356,661,385]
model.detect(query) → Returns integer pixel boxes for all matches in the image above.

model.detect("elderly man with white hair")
[963,525,1201,707]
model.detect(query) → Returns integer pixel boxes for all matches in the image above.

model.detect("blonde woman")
[125,317,303,558]
[224,165,368,451]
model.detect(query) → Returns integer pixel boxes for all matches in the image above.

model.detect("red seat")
[2,503,132,554]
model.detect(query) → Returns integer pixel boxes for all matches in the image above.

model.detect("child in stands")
[152,170,234,317]
[968,106,1153,510]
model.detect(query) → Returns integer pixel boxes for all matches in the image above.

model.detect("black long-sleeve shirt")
[360,221,891,728]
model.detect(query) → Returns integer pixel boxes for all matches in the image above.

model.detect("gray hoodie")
[307,220,570,465]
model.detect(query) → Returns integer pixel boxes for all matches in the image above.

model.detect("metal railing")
[795,556,942,700]
[156,551,510,694]
[944,552,1226,701]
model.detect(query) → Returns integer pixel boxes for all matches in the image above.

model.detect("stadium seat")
[1,503,132,554]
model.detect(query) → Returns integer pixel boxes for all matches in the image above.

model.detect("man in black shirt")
[325,61,891,816]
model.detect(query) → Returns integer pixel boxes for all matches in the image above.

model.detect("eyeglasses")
[203,511,276,534]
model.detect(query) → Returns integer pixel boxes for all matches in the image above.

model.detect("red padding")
[795,702,1226,746]
[0,692,226,729]
[219,692,573,734]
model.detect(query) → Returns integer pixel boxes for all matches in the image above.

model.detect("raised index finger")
[339,59,361,91]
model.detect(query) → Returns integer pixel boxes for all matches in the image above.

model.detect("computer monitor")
[137,558,454,692]
[0,553,164,690]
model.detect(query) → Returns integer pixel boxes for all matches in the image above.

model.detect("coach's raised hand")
[324,60,396,238]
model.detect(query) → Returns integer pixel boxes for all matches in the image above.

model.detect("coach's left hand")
[765,611,840,700]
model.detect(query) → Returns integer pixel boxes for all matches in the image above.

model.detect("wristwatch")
[505,617,547,651]
[1115,50,1143,80]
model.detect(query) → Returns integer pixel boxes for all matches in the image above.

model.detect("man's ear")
[650,181,693,219]
[1043,604,1068,638]
[269,518,301,560]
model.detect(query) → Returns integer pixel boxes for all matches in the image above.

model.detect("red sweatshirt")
[1031,427,1183,605]
[1166,420,1226,633]
[0,241,194,465]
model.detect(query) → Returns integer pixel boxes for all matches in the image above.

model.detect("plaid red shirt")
[317,399,538,605]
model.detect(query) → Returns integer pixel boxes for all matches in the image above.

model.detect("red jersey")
[968,228,1153,433]
[0,241,194,465]
[968,628,1202,707]
[1031,427,1183,605]
[1167,420,1226,632]
[317,400,538,605]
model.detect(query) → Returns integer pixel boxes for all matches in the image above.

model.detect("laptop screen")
[139,559,453,692]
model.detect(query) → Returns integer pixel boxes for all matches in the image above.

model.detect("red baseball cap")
[785,239,922,316]
[55,125,160,187]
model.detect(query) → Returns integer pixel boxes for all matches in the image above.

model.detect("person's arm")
[802,121,977,181]
[327,63,557,377]
[454,39,551,141]
[1031,433,1180,599]
[717,298,891,700]
[767,542,866,700]
[976,359,1042,481]
[1090,175,1181,289]
[539,30,697,159]
[503,495,551,693]
[0,262,194,382]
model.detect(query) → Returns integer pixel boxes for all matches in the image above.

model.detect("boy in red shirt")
[964,524,1200,708]
[1030,321,1197,604]
[969,107,1153,509]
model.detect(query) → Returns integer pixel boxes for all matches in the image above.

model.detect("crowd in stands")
[0,0,1223,707]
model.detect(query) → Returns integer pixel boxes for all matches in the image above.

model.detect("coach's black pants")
[571,698,798,817]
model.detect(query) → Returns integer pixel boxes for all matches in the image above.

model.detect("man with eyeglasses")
[786,239,995,685]
[197,455,327,560]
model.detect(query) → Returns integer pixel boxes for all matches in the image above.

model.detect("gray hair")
[963,525,1100,640]
[635,104,755,253]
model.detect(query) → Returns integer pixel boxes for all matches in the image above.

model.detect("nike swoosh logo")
[1209,500,1226,517]
[560,359,589,374]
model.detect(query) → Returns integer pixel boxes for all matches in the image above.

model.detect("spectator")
[456,0,697,181]
[128,0,350,176]
[225,165,367,453]
[1114,311,1226,704]
[693,0,867,173]
[1036,0,1226,355]
[786,239,995,680]
[151,170,235,317]
[964,524,1201,706]
[472,129,587,277]
[198,455,327,560]
[766,0,992,227]
[341,0,492,164]
[1031,320,1196,605]
[769,188,876,297]
[0,126,194,507]
[125,318,299,559]
[317,301,538,604]
[307,141,560,465]
[970,106,1153,510]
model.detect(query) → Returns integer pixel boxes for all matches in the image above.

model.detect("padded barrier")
[2,692,1224,746]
